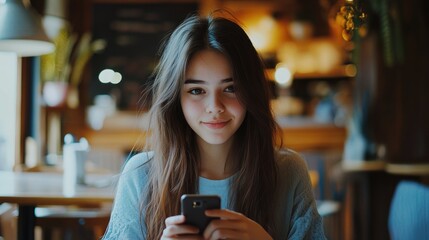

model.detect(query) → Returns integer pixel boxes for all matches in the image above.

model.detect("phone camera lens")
[193,201,202,208]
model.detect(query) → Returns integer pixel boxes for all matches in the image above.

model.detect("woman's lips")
[202,120,230,129]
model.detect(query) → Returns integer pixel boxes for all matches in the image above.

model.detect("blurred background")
[0,0,428,239]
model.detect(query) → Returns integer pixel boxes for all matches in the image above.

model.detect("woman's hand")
[203,209,273,240]
[161,215,203,240]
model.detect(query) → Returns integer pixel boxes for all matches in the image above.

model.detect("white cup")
[63,142,89,196]
[75,149,88,184]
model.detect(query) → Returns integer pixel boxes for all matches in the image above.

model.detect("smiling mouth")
[201,120,230,129]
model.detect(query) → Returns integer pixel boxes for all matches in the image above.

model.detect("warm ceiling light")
[0,0,55,56]
[274,64,293,87]
[289,21,313,40]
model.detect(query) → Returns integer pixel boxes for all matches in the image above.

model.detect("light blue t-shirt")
[198,176,232,209]
[103,150,326,239]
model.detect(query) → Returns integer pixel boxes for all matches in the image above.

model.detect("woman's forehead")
[185,50,232,82]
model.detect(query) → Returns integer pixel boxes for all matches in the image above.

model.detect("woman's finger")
[165,215,186,226]
[207,228,244,240]
[203,219,242,239]
[205,209,245,220]
[162,225,200,238]
[161,233,203,240]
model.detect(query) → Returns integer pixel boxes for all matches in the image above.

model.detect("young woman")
[103,14,325,240]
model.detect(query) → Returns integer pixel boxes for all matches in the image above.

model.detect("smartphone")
[181,194,221,233]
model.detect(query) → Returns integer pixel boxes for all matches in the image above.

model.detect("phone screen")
[181,194,221,233]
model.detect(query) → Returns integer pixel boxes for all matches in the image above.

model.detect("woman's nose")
[205,94,225,114]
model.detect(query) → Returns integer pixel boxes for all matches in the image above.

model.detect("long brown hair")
[142,13,281,239]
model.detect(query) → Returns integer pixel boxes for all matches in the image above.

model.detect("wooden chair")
[35,204,111,240]
[0,203,17,240]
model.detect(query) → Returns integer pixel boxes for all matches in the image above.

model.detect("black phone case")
[181,194,221,233]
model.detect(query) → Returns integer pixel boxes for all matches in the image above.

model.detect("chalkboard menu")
[91,3,198,110]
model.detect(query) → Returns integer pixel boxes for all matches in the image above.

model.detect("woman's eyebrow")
[184,79,205,84]
[221,78,233,83]
[184,78,233,84]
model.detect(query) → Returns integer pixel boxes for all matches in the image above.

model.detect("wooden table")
[341,160,429,240]
[0,171,116,240]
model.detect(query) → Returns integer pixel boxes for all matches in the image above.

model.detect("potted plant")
[41,23,106,108]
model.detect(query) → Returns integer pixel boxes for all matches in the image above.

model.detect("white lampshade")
[0,0,55,57]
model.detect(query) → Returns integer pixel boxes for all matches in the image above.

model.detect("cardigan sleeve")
[102,152,151,239]
[277,150,327,240]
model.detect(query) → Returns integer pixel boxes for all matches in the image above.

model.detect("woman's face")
[181,50,246,145]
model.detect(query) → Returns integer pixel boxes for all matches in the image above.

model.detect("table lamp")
[0,0,54,170]
[0,0,55,56]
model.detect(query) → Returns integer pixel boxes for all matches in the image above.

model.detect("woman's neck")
[197,137,234,180]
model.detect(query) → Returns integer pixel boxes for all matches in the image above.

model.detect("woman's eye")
[224,85,235,93]
[188,88,204,95]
